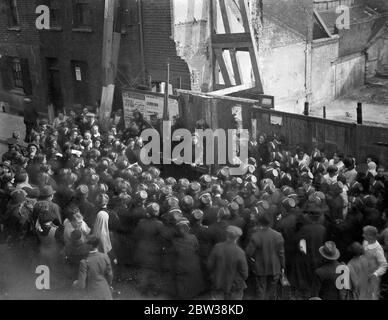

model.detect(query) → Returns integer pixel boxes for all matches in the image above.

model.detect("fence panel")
[176,90,388,167]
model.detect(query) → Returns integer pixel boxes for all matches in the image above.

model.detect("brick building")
[0,0,193,116]
[0,0,42,114]
[1,0,386,117]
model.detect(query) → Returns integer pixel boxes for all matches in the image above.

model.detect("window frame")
[73,0,93,30]
[11,57,24,90]
[7,0,21,29]
[49,0,62,29]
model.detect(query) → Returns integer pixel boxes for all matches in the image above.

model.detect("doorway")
[46,57,63,115]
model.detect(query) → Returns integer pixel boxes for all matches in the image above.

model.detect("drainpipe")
[304,8,313,109]
[138,0,146,86]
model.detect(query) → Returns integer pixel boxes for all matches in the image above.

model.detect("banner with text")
[122,90,179,128]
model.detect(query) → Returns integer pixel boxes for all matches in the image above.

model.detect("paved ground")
[310,78,388,127]
[0,242,169,300]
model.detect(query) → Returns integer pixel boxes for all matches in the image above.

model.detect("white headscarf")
[92,210,112,254]
[368,162,378,177]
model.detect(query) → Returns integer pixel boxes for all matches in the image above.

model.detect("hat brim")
[319,246,340,261]
[40,191,56,197]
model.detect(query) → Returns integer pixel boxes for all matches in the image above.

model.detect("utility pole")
[100,0,121,131]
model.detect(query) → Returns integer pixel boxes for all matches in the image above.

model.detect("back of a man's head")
[87,235,100,250]
[15,171,28,184]
[257,214,271,228]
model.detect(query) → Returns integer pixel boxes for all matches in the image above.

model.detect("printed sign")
[122,90,179,128]
[270,115,283,126]
[75,67,82,81]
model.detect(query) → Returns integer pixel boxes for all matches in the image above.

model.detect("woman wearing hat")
[133,203,164,296]
[170,218,205,299]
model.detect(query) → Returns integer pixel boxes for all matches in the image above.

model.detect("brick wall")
[0,0,44,114]
[142,0,191,90]
[39,0,105,113]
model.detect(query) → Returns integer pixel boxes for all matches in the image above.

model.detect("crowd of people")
[0,105,388,301]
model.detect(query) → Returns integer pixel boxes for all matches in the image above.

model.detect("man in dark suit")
[246,214,285,300]
[312,241,347,300]
[74,235,113,300]
[208,226,248,300]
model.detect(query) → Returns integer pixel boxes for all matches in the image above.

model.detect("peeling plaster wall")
[254,13,308,113]
[170,0,376,114]
[172,0,212,92]
[367,31,388,78]
[171,0,309,111]
[311,38,339,107]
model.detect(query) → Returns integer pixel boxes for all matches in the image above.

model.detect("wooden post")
[357,102,363,125]
[138,0,146,84]
[304,102,309,116]
[100,0,121,130]
[163,61,170,121]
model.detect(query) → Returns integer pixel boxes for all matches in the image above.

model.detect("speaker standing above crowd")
[0,106,387,300]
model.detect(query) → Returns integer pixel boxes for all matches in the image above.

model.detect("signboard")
[122,90,179,128]
[191,69,202,92]
[258,94,275,109]
[75,67,82,81]
[270,115,283,126]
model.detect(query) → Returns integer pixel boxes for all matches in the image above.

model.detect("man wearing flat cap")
[207,226,248,300]
[245,214,285,300]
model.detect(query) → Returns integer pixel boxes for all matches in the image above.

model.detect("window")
[49,0,62,28]
[73,0,92,29]
[7,0,20,28]
[0,56,32,95]
[71,60,89,103]
[12,58,23,89]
